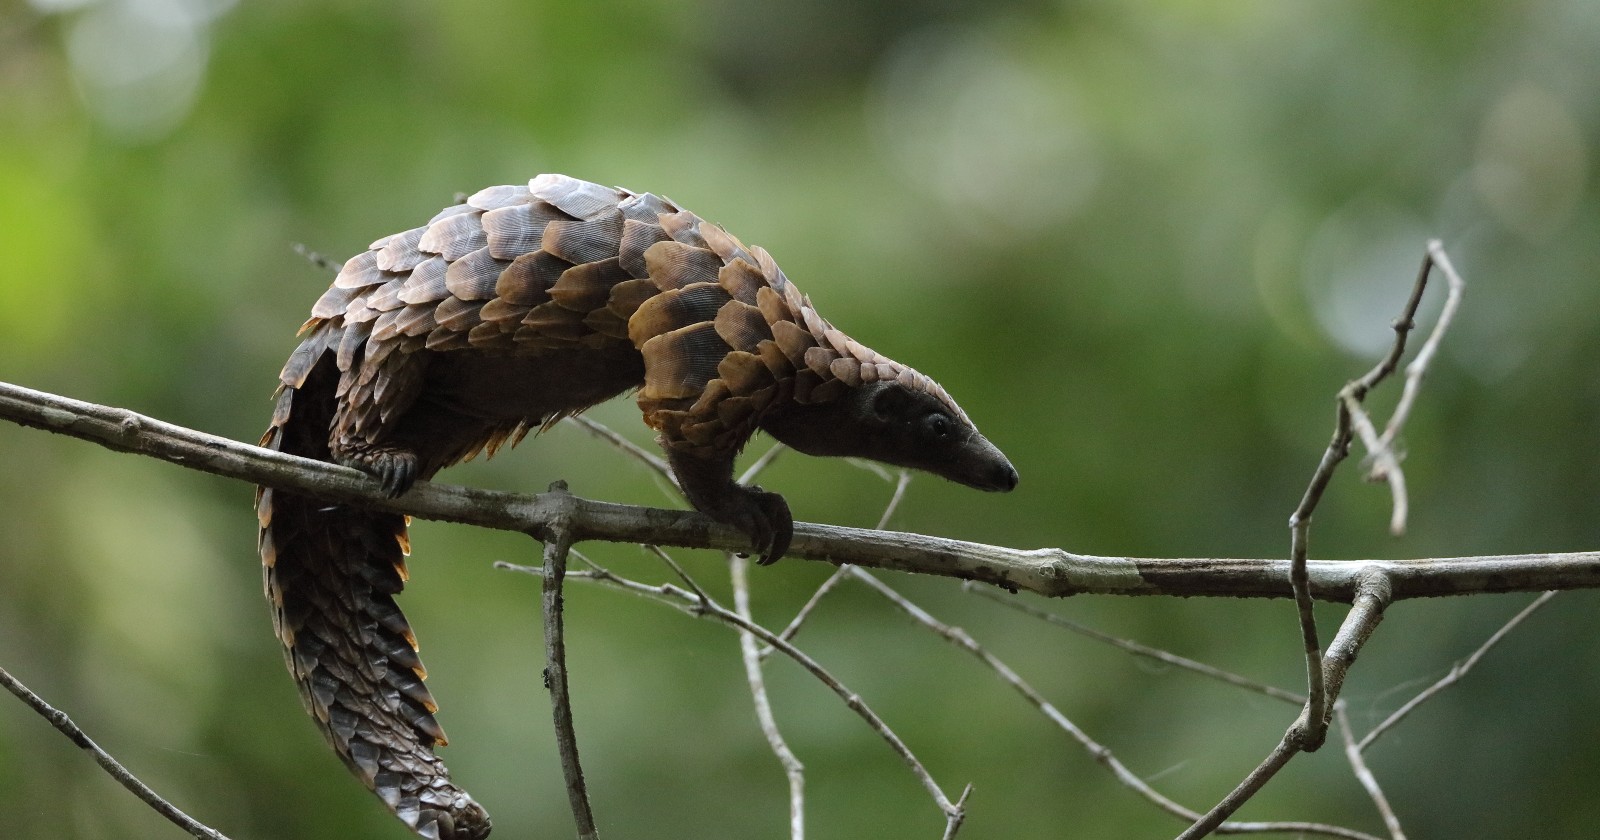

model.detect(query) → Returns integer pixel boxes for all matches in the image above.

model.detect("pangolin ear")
[868,382,913,422]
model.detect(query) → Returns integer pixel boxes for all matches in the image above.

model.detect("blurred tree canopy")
[1,1,1597,838]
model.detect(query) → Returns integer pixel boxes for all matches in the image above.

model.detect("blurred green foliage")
[2,1,1598,838]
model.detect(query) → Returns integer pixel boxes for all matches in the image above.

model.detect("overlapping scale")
[465,184,531,211]
[529,173,621,219]
[643,240,722,290]
[494,251,567,306]
[618,219,671,278]
[398,257,449,305]
[549,257,631,312]
[482,201,565,259]
[639,322,732,402]
[628,282,734,347]
[335,251,386,290]
[443,247,510,302]
[542,210,625,265]
[418,210,486,261]
[375,227,428,273]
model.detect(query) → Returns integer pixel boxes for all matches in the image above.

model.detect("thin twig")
[291,242,342,273]
[732,555,806,840]
[873,471,913,531]
[760,470,913,660]
[1349,240,1467,536]
[832,567,971,837]
[522,562,1380,838]
[964,585,1305,706]
[1182,576,1392,839]
[1287,244,1445,750]
[648,544,711,604]
[0,666,232,840]
[1343,396,1409,536]
[941,785,974,840]
[1358,590,1557,751]
[1316,575,1393,733]
[537,490,599,839]
[1175,739,1302,840]
[498,558,966,825]
[761,567,849,659]
[564,415,673,483]
[1336,705,1406,840]
[848,567,1375,840]
[1377,243,1466,462]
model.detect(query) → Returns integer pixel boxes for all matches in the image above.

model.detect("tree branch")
[536,489,598,839]
[1357,590,1557,751]
[497,556,967,827]
[1179,574,1392,838]
[731,554,806,840]
[0,665,231,840]
[3,379,1597,603]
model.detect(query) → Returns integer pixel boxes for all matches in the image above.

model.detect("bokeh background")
[3,1,1599,838]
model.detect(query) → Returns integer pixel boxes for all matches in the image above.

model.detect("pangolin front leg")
[665,444,794,563]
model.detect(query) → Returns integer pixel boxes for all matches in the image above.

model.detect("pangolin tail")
[256,351,490,840]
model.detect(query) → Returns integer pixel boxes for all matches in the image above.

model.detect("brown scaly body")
[258,174,1016,838]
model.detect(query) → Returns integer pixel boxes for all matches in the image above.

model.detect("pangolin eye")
[922,413,953,441]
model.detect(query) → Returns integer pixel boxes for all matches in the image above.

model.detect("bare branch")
[1183,576,1392,838]
[847,567,1376,840]
[1284,243,1454,753]
[497,558,966,826]
[3,380,1596,603]
[941,785,973,840]
[964,585,1305,706]
[0,665,232,840]
[764,567,849,657]
[1343,395,1409,537]
[1316,574,1393,729]
[1377,243,1467,463]
[1175,738,1302,840]
[1337,705,1406,840]
[1358,590,1557,751]
[873,470,914,531]
[536,493,598,839]
[1350,240,1468,536]
[762,469,914,659]
[731,555,806,840]
[291,241,342,273]
[647,544,711,605]
[564,415,674,483]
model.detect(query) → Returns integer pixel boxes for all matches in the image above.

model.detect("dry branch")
[0,666,231,840]
[2,381,1595,604]
[536,503,598,839]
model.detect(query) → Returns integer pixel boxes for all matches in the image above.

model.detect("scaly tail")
[257,352,490,840]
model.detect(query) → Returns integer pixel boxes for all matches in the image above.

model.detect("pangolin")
[257,173,1018,839]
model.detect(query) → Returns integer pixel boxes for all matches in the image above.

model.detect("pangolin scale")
[257,173,1017,838]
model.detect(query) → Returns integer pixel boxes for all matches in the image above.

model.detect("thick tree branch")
[2,380,1597,604]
